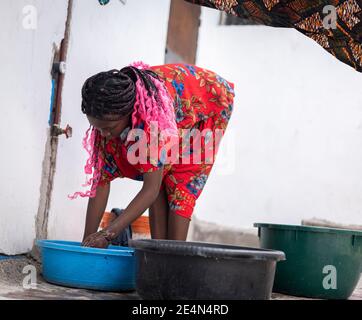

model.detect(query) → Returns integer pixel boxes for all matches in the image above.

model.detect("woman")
[70,62,234,248]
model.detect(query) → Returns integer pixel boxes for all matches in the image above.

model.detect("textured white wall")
[0,0,68,254]
[194,8,362,229]
[47,0,171,241]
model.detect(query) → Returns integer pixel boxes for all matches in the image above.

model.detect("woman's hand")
[82,183,111,243]
[81,229,117,248]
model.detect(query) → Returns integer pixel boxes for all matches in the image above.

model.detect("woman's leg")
[167,211,191,241]
[149,187,169,239]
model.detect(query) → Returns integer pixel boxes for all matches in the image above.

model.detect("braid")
[81,69,135,120]
[81,66,163,121]
[121,66,158,93]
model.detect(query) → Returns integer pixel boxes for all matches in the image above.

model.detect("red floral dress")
[96,64,235,220]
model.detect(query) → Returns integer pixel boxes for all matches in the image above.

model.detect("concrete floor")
[0,255,361,300]
[0,256,138,300]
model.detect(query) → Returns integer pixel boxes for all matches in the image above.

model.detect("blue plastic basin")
[36,240,135,292]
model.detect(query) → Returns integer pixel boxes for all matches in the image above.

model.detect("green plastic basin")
[254,223,362,299]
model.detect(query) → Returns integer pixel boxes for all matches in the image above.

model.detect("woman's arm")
[82,168,163,247]
[82,182,110,241]
[106,168,164,237]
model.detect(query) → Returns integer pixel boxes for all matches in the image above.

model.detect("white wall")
[47,0,171,241]
[194,8,362,229]
[2,2,361,254]
[0,0,68,254]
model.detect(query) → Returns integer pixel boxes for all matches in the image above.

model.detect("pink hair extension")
[129,61,151,70]
[131,63,178,145]
[68,126,104,200]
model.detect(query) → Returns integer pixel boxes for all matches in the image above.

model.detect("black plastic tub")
[129,239,285,300]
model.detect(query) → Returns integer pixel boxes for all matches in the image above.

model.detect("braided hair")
[69,62,178,199]
[81,66,163,121]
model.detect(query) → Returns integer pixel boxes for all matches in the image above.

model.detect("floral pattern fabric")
[96,63,235,220]
[185,0,362,73]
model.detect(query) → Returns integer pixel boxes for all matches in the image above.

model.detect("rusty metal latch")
[52,124,73,138]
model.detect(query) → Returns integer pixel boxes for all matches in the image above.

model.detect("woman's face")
[87,115,131,140]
